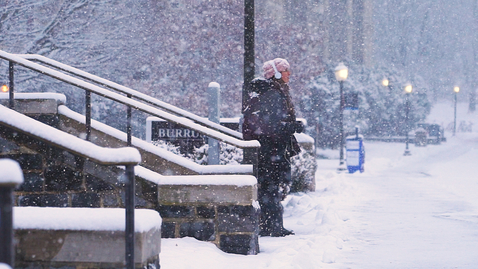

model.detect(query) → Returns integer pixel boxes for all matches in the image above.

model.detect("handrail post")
[0,159,24,267]
[127,94,132,146]
[0,188,15,266]
[85,91,91,141]
[124,164,135,269]
[207,83,220,164]
[8,61,14,109]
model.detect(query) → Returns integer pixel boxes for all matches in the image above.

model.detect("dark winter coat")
[243,77,303,236]
[242,78,301,161]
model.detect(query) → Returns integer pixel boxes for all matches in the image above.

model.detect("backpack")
[242,78,271,140]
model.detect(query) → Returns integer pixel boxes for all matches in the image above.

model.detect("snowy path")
[160,136,478,269]
[334,137,478,268]
[160,101,478,268]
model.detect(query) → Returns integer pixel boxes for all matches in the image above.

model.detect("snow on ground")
[160,100,478,268]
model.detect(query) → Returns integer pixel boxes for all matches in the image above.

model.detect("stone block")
[6,153,43,170]
[31,114,60,128]
[220,234,259,255]
[217,205,260,233]
[17,173,44,192]
[0,135,20,153]
[85,174,114,192]
[179,221,215,241]
[161,222,177,238]
[101,191,120,208]
[13,207,161,268]
[41,194,69,207]
[158,184,257,205]
[71,193,100,208]
[196,206,215,219]
[157,205,194,218]
[0,99,59,115]
[15,228,161,268]
[44,166,82,192]
[119,190,153,209]
[17,194,41,207]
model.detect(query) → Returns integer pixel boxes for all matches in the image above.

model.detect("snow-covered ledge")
[0,92,66,115]
[135,166,260,255]
[58,105,252,175]
[0,104,141,165]
[13,207,161,268]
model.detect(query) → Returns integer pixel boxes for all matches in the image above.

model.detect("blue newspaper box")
[346,133,365,173]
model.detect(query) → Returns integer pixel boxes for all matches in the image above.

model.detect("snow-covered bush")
[290,147,317,193]
[153,141,243,165]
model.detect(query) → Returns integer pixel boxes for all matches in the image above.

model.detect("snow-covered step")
[13,207,161,268]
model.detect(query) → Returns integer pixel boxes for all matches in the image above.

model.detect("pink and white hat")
[262,58,290,79]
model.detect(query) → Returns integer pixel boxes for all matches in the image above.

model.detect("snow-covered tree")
[301,63,431,148]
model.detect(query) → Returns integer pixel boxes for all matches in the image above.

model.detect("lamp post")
[335,63,348,170]
[404,84,413,156]
[453,86,460,136]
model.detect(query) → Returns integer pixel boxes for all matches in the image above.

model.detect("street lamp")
[335,63,348,170]
[404,84,413,156]
[453,86,460,136]
[382,78,393,91]
[1,85,8,92]
[382,79,389,87]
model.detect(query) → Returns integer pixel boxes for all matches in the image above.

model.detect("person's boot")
[271,228,295,237]
[268,205,295,237]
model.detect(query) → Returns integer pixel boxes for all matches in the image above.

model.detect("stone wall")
[157,182,260,255]
[13,207,161,269]
[0,121,140,209]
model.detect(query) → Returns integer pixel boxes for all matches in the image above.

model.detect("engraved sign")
[147,117,206,154]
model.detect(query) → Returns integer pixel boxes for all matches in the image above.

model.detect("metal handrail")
[0,50,258,269]
[0,103,139,269]
[0,50,259,151]
[16,53,244,140]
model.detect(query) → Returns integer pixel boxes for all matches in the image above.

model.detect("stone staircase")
[0,93,260,259]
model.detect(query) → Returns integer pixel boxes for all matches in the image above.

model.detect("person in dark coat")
[243,58,303,236]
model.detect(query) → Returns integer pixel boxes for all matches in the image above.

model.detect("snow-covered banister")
[0,104,141,267]
[6,50,254,148]
[58,105,253,175]
[10,52,248,142]
[0,105,141,166]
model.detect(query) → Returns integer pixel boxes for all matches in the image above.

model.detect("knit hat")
[262,58,290,79]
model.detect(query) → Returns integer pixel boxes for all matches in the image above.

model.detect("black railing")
[0,49,260,268]
[17,53,244,140]
[1,51,259,172]
[0,103,141,269]
[0,160,21,267]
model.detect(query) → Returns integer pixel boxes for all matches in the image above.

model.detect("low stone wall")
[155,176,260,255]
[13,207,161,269]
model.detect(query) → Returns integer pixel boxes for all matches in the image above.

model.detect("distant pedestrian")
[242,58,303,236]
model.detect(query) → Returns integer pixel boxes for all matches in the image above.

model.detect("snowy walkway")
[332,137,478,268]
